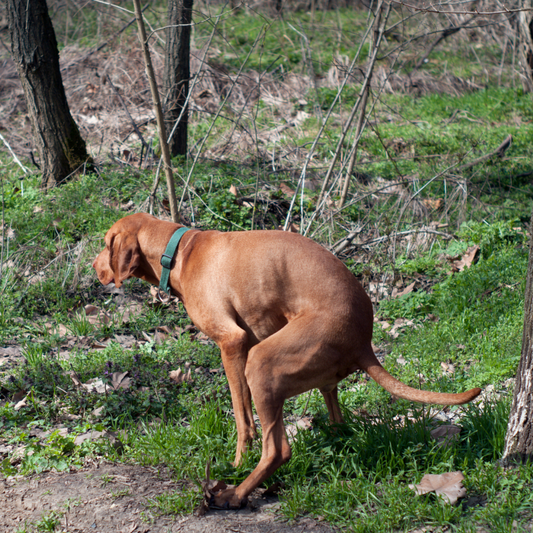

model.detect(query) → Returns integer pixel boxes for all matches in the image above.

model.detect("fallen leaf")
[169,369,184,383]
[14,397,27,411]
[82,378,110,394]
[409,471,466,504]
[68,371,83,387]
[280,182,296,197]
[169,367,193,384]
[286,416,313,440]
[111,372,131,391]
[74,430,106,445]
[430,424,461,446]
[84,305,99,316]
[397,356,407,365]
[451,245,480,272]
[395,281,416,298]
[229,184,238,196]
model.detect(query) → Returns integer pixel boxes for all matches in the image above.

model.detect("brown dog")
[93,213,481,508]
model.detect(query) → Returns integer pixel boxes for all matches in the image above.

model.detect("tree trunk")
[502,210,533,463]
[163,0,193,157]
[518,0,533,93]
[7,0,89,189]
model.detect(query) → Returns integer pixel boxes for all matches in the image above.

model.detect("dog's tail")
[363,361,481,405]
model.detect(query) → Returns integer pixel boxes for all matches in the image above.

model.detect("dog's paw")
[210,487,247,510]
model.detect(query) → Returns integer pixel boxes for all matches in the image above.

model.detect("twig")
[132,0,179,223]
[412,14,478,71]
[316,0,388,209]
[389,0,532,16]
[61,4,149,72]
[335,228,453,255]
[178,24,268,211]
[0,133,30,174]
[282,10,376,231]
[457,134,512,171]
[338,1,391,208]
[105,74,150,152]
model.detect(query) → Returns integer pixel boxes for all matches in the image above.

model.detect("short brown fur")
[93,213,481,508]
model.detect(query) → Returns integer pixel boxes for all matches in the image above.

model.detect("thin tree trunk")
[518,0,533,93]
[163,0,193,157]
[7,0,89,189]
[133,0,179,223]
[502,210,533,463]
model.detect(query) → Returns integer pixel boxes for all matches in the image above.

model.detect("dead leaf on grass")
[286,416,313,441]
[393,281,416,298]
[45,323,68,336]
[409,471,466,504]
[82,378,110,394]
[279,182,296,197]
[169,365,192,383]
[114,334,137,348]
[68,371,83,387]
[440,361,455,374]
[430,424,461,447]
[450,245,480,272]
[14,396,27,411]
[111,372,131,391]
[74,430,106,445]
[12,389,27,403]
[83,305,111,325]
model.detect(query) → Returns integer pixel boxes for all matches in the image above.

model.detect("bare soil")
[1,462,335,532]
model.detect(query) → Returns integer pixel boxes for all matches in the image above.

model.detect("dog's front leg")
[218,332,257,466]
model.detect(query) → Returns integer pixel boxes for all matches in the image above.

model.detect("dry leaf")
[14,397,27,411]
[409,471,466,504]
[74,430,106,445]
[111,372,131,391]
[68,371,83,387]
[451,245,480,272]
[430,425,461,446]
[229,184,238,197]
[279,182,296,197]
[12,389,27,403]
[286,416,313,440]
[82,378,110,394]
[84,305,99,316]
[169,369,184,383]
[169,367,193,383]
[395,281,416,298]
[154,330,168,345]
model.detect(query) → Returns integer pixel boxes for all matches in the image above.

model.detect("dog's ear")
[109,233,141,288]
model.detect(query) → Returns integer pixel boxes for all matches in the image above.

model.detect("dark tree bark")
[163,0,193,157]
[7,0,89,189]
[502,210,533,463]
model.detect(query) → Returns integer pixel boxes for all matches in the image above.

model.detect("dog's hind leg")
[320,386,344,424]
[218,330,257,466]
[213,315,345,508]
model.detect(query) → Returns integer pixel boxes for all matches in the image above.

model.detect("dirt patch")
[1,462,335,532]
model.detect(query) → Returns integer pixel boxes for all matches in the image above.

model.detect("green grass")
[2,2,533,529]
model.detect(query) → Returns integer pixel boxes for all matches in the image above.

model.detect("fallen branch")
[335,228,454,255]
[458,134,512,171]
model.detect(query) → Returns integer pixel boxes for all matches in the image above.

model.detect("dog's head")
[93,216,142,288]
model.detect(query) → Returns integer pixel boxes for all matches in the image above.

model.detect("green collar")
[159,227,190,294]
